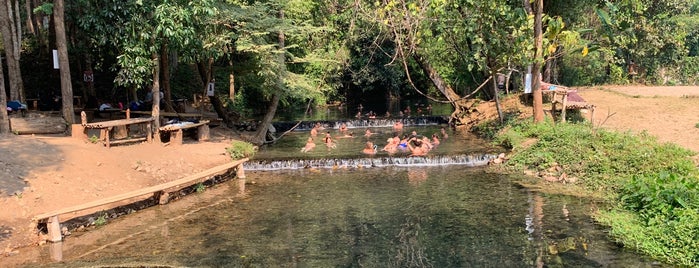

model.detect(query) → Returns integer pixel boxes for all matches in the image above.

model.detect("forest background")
[2,0,699,144]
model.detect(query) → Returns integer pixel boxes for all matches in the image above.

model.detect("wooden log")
[236,165,246,179]
[34,158,248,222]
[9,117,68,135]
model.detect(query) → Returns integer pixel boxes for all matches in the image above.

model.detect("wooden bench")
[34,158,248,242]
[80,111,154,148]
[542,85,595,123]
[159,120,210,145]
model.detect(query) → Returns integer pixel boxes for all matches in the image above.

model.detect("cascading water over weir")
[244,154,498,171]
[248,117,505,171]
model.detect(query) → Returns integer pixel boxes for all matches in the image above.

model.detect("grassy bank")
[479,119,699,266]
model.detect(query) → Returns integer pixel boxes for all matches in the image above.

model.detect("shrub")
[495,118,699,266]
[227,140,257,159]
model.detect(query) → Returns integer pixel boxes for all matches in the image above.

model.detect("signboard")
[207,81,215,97]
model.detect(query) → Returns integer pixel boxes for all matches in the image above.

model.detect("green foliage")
[502,120,694,190]
[195,182,206,193]
[496,118,699,265]
[89,135,100,144]
[94,213,107,226]
[227,140,257,160]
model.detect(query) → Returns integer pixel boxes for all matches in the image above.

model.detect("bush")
[495,119,699,266]
[227,140,257,159]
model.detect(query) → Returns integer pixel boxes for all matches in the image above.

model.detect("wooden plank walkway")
[34,158,248,242]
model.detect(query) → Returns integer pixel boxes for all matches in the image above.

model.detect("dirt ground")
[0,125,240,257]
[1,85,699,260]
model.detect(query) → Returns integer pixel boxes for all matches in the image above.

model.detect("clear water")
[12,167,662,267]
[5,124,664,267]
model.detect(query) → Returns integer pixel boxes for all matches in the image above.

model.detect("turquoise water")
[14,166,661,267]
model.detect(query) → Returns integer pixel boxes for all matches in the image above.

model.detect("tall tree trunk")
[229,59,235,102]
[197,59,232,126]
[492,71,503,124]
[0,59,9,135]
[531,0,545,123]
[160,42,172,112]
[0,0,24,101]
[24,0,35,36]
[151,52,161,141]
[249,9,285,145]
[54,0,74,129]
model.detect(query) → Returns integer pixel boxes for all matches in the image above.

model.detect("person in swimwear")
[364,128,375,137]
[324,131,336,149]
[301,137,316,152]
[407,137,429,156]
[431,133,440,146]
[382,134,400,154]
[339,122,348,134]
[393,120,403,132]
[362,141,377,155]
[441,127,449,139]
[398,134,410,151]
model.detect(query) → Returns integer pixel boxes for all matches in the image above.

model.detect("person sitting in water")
[407,137,429,156]
[431,133,441,146]
[393,121,404,131]
[398,134,410,151]
[420,135,434,150]
[382,134,401,154]
[339,123,348,134]
[338,131,355,138]
[301,137,316,153]
[310,125,319,137]
[441,127,449,139]
[362,141,377,155]
[324,131,337,149]
[364,128,375,137]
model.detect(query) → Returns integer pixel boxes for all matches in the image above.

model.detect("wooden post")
[236,165,246,179]
[170,130,184,145]
[80,111,87,126]
[561,92,569,123]
[49,241,63,261]
[47,215,62,242]
[198,124,210,141]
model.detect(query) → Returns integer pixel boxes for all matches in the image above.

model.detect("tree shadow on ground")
[0,135,64,196]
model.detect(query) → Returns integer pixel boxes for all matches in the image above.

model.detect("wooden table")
[83,117,154,148]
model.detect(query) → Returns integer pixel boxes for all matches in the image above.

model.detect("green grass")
[490,119,699,266]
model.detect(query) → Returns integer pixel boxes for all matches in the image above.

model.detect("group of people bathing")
[301,121,449,157]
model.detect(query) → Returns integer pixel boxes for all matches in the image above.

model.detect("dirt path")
[577,85,699,153]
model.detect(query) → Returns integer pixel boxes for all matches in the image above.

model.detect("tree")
[371,0,531,124]
[528,0,545,122]
[0,58,8,135]
[54,0,74,128]
[0,0,24,101]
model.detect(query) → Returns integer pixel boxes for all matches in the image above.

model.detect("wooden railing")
[34,158,248,242]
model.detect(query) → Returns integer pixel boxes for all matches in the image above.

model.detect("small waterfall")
[244,153,498,171]
[272,116,449,132]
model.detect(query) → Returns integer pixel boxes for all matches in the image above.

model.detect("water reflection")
[9,167,663,267]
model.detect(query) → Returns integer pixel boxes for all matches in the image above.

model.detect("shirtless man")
[407,138,429,156]
[362,141,377,155]
[301,137,316,152]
